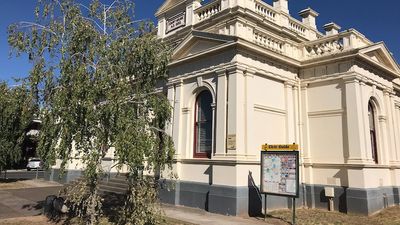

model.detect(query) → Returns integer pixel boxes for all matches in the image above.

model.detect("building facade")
[155,0,400,216]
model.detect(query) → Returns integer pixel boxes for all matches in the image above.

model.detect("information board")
[260,150,299,197]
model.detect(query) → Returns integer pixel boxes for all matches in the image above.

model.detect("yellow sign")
[261,143,299,151]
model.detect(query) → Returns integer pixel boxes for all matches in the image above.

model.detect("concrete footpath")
[0,181,272,225]
[0,185,61,219]
[163,204,273,225]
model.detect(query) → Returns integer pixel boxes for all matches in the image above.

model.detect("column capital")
[342,74,362,84]
[300,82,309,90]
[379,115,387,122]
[168,79,183,87]
[215,69,227,77]
[284,80,296,88]
[244,68,256,77]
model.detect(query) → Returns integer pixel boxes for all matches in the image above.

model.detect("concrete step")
[105,175,127,182]
[98,184,127,194]
[99,180,129,189]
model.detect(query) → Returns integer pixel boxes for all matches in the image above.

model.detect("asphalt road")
[0,170,46,180]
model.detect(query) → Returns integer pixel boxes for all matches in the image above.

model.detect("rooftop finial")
[323,22,341,35]
[299,7,319,29]
[273,0,289,14]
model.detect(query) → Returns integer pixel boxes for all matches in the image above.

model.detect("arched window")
[194,90,213,158]
[368,101,378,163]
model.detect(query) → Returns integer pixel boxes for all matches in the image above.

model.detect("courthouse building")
[155,0,400,216]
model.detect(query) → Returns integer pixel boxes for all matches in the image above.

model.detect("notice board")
[260,150,299,197]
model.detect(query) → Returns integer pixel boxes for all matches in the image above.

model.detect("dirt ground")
[266,206,400,225]
[0,216,194,225]
[0,179,61,190]
[0,216,53,225]
[2,207,400,225]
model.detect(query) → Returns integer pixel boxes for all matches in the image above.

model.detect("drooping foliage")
[8,0,174,224]
[0,82,34,174]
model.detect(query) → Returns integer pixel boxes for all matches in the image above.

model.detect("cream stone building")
[155,0,400,216]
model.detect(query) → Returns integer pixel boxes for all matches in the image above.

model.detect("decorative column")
[226,66,246,158]
[285,81,296,143]
[214,69,228,157]
[211,102,216,159]
[300,83,311,163]
[395,104,400,162]
[378,114,389,165]
[166,84,175,137]
[343,75,368,163]
[359,80,373,162]
[244,68,256,158]
[387,92,399,164]
[172,81,183,158]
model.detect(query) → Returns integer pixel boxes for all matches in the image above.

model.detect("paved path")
[163,204,273,225]
[0,186,61,219]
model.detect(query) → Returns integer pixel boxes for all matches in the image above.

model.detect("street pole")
[292,197,296,225]
[264,194,267,221]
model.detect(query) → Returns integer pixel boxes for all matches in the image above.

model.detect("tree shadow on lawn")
[101,191,126,223]
[22,200,45,211]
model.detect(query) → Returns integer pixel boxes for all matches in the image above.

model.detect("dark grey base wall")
[159,180,304,216]
[158,180,400,216]
[44,168,82,184]
[44,169,400,216]
[347,186,400,215]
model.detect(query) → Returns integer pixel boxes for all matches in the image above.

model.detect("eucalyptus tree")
[8,0,174,224]
[0,82,34,178]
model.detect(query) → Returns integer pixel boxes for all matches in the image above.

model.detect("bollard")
[53,197,69,213]
[324,187,335,211]
[44,195,57,215]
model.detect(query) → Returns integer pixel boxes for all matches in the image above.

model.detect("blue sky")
[0,0,399,84]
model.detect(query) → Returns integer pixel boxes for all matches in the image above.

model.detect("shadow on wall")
[394,187,400,205]
[204,165,213,211]
[248,171,262,216]
[334,168,348,213]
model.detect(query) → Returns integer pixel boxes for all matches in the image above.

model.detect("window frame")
[193,90,213,159]
[368,100,378,164]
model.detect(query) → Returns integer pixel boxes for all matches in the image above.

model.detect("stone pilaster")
[214,69,228,158]
[172,80,183,158]
[343,75,368,163]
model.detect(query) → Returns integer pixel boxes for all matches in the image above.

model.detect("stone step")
[99,180,129,189]
[98,184,128,194]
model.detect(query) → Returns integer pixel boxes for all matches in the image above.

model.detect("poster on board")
[260,150,299,197]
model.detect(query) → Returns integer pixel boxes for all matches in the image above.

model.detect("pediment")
[156,0,186,16]
[359,43,400,74]
[172,31,236,61]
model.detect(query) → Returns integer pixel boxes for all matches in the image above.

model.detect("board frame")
[260,150,300,197]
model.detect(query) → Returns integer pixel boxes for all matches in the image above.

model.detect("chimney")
[299,7,319,29]
[323,22,341,35]
[273,0,289,14]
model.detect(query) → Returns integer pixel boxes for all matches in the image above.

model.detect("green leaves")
[0,82,34,171]
[8,1,173,224]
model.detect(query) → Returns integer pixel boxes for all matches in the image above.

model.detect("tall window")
[368,101,378,163]
[194,90,213,158]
